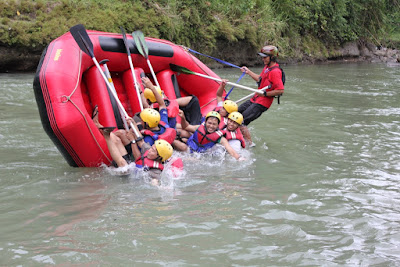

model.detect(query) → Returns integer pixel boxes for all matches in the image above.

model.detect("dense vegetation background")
[0,0,399,71]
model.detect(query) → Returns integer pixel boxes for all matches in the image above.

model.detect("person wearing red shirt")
[239,45,284,146]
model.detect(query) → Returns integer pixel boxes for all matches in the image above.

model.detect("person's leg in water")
[239,125,253,145]
[92,106,129,167]
[102,129,129,167]
[238,100,254,144]
[172,139,188,151]
[114,129,134,156]
[238,100,268,147]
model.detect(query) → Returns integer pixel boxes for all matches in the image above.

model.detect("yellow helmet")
[205,111,221,123]
[140,108,160,128]
[143,86,163,103]
[228,111,243,125]
[223,100,238,114]
[155,139,173,162]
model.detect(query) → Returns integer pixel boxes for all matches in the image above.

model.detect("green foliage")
[0,0,398,59]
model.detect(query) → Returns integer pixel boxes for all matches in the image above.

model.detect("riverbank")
[1,1,398,72]
[1,39,399,73]
[210,39,400,68]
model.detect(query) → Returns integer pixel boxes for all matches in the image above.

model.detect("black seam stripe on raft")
[99,36,174,58]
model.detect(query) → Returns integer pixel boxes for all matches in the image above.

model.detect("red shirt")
[251,63,284,108]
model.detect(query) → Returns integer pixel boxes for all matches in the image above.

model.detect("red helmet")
[258,45,279,57]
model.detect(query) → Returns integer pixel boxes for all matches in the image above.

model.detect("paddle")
[224,72,246,100]
[185,47,246,100]
[235,85,272,103]
[132,30,161,89]
[98,59,129,130]
[120,26,144,111]
[169,64,268,94]
[69,24,140,138]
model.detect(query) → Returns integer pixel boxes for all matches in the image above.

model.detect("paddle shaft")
[70,25,140,137]
[127,56,144,111]
[91,56,140,137]
[235,92,254,103]
[191,72,261,93]
[101,62,129,130]
[235,85,271,103]
[147,59,161,89]
[120,27,144,111]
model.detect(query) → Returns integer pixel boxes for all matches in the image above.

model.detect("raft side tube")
[122,68,146,116]
[84,67,118,128]
[33,43,83,167]
[157,69,178,100]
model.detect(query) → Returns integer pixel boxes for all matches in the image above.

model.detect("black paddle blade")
[98,59,110,65]
[70,24,94,58]
[169,64,193,75]
[120,26,131,56]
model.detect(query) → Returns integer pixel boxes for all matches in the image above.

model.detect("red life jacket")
[251,64,283,108]
[213,106,222,113]
[140,121,177,144]
[196,124,224,146]
[135,150,164,171]
[151,99,179,118]
[219,117,228,130]
[224,128,246,148]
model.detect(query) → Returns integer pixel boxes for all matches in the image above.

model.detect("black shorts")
[238,100,268,126]
[181,95,202,125]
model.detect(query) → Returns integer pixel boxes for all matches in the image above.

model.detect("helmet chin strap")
[268,57,277,67]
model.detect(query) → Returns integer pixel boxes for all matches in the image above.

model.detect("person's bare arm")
[126,117,147,160]
[141,92,150,108]
[241,66,260,82]
[142,76,166,110]
[179,109,197,132]
[256,89,284,96]
[216,79,228,102]
[220,137,243,160]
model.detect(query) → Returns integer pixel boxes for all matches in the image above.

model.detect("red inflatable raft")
[33,29,221,167]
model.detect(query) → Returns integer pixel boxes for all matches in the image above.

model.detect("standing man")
[239,45,284,146]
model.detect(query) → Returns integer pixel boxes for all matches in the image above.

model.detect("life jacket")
[224,128,246,148]
[252,64,285,106]
[187,124,224,153]
[135,150,164,171]
[268,65,285,104]
[151,99,179,128]
[213,106,222,113]
[140,121,177,145]
[269,65,285,85]
[219,117,228,130]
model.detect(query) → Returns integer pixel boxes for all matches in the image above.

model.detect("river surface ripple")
[0,63,399,266]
